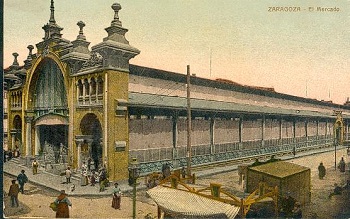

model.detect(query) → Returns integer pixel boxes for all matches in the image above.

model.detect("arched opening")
[35,115,69,163]
[12,115,22,151]
[80,113,103,169]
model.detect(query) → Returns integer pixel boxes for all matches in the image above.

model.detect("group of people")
[7,169,29,208]
[318,156,348,180]
[79,162,109,192]
[3,146,21,162]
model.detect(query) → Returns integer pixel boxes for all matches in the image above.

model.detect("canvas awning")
[147,186,240,219]
[35,114,68,126]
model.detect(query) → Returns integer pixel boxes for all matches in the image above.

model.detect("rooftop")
[248,161,310,178]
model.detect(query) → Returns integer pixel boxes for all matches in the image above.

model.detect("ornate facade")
[4,1,139,180]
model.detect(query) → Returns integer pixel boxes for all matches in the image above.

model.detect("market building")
[4,1,350,181]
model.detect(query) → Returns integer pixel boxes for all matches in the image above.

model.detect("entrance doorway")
[80,113,102,169]
[38,125,68,163]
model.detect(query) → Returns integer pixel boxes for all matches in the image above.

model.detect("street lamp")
[128,157,140,219]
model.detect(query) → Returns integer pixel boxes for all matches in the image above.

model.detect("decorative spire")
[77,21,86,40]
[24,45,34,69]
[27,45,34,59]
[111,3,122,27]
[49,0,56,24]
[12,53,19,66]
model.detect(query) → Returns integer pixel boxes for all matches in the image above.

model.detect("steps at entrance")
[7,157,21,165]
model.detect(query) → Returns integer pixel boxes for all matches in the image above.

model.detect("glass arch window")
[34,58,67,112]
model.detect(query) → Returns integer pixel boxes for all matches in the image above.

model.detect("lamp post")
[128,157,140,219]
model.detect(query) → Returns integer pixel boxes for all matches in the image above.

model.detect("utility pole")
[187,65,192,176]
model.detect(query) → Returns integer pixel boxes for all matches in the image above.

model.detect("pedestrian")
[292,202,302,218]
[280,192,296,217]
[181,167,186,178]
[112,182,122,209]
[81,161,87,173]
[90,171,96,186]
[32,159,39,175]
[8,180,20,207]
[338,157,346,172]
[54,190,72,218]
[14,146,20,158]
[17,170,28,194]
[65,167,72,184]
[318,162,326,179]
[329,183,342,198]
[87,157,92,171]
[80,171,88,186]
[292,146,296,157]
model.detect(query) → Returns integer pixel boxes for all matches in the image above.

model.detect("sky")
[4,0,350,104]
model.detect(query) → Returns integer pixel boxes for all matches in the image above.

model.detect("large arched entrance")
[80,113,103,169]
[28,57,69,163]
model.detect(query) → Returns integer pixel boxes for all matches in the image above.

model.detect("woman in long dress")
[54,190,72,218]
[111,183,121,209]
[80,171,88,186]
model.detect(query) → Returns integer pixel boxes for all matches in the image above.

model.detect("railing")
[34,107,68,117]
[130,135,336,175]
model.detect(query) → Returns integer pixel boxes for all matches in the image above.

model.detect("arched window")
[97,76,103,95]
[84,78,90,102]
[77,79,83,97]
[91,77,96,101]
[34,58,67,113]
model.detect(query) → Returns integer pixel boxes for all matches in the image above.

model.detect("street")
[3,148,350,218]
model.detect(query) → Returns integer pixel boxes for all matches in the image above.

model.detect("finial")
[49,0,56,24]
[26,45,34,60]
[111,3,122,26]
[27,45,34,56]
[12,53,19,66]
[77,21,86,40]
[77,21,85,35]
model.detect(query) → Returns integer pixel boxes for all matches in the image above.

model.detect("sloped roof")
[128,92,339,119]
[147,186,240,219]
[248,161,310,179]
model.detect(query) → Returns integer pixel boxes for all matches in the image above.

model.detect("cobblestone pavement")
[3,146,349,218]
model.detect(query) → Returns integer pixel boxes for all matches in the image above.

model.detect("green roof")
[128,92,339,119]
[248,161,310,178]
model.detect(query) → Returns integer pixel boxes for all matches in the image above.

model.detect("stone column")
[25,116,33,157]
[10,130,17,150]
[35,126,40,156]
[75,139,84,169]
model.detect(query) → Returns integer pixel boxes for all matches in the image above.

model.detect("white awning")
[147,186,240,219]
[35,115,68,126]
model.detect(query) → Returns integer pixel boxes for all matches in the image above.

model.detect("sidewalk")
[3,145,345,197]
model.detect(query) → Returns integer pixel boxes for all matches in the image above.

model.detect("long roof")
[129,92,347,119]
[129,64,350,111]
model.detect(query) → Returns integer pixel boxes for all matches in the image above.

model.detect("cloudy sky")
[4,0,350,104]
